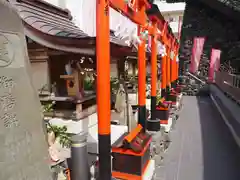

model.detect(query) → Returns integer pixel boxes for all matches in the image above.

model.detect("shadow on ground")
[197,95,240,180]
[155,96,240,180]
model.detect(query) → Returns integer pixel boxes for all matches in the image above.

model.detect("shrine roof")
[13,0,88,38]
[10,0,128,54]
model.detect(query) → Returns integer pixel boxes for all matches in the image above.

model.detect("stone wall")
[178,1,240,75]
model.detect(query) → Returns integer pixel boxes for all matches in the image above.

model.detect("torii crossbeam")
[96,0,179,179]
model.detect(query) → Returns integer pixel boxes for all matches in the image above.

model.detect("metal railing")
[186,72,206,85]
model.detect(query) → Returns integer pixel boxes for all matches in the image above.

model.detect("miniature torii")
[96,0,179,179]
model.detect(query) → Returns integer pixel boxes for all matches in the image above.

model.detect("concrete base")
[88,125,128,154]
[143,160,155,180]
[90,159,155,180]
[161,117,173,133]
[171,101,179,109]
[114,160,155,180]
[177,93,183,101]
[172,93,183,109]
[146,99,151,110]
[47,116,128,155]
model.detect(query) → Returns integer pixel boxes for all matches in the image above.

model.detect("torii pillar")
[96,0,111,179]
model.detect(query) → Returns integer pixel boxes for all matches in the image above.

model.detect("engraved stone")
[0,34,14,67]
[0,1,52,179]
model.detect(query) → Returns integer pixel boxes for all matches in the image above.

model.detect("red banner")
[208,48,221,82]
[190,37,205,73]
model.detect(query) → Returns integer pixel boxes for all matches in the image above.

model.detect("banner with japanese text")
[190,37,205,73]
[208,48,221,82]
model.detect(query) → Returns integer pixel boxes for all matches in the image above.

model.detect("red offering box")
[112,125,152,179]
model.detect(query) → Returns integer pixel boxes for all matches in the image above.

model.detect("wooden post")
[173,46,176,83]
[176,55,179,82]
[161,55,167,98]
[138,4,147,130]
[161,22,167,98]
[166,44,171,92]
[175,45,179,83]
[171,51,175,87]
[151,22,157,119]
[172,46,177,88]
[170,39,176,88]
[148,21,160,131]
[96,0,111,179]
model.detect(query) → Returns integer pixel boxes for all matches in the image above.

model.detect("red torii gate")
[147,11,180,122]
[96,0,179,179]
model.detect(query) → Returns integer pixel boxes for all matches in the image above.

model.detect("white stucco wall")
[155,0,185,35]
[169,21,181,35]
[155,0,185,13]
[44,0,185,36]
[43,0,137,37]
[110,63,118,78]
[30,61,49,91]
[43,0,184,41]
[68,0,137,36]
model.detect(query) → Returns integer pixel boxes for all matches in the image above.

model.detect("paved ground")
[155,96,240,180]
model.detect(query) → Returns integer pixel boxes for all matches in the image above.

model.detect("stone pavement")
[155,96,240,180]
